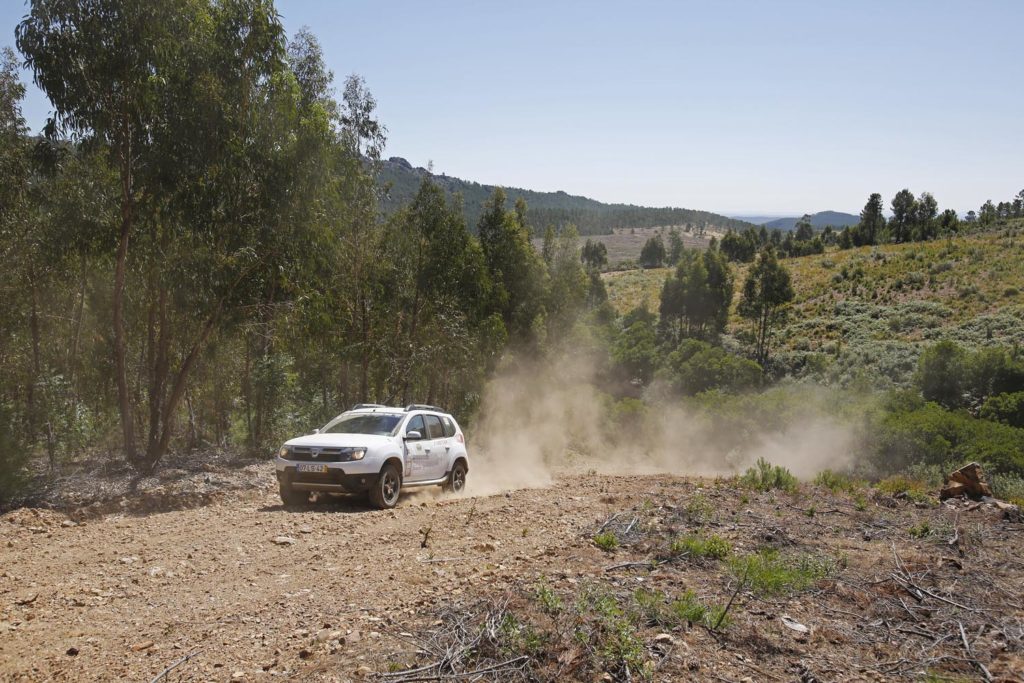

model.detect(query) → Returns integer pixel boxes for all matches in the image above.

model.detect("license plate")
[297,463,328,474]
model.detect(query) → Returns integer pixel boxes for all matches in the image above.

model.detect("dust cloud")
[466,351,856,496]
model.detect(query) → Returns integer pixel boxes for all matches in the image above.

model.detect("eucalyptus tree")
[19,0,344,471]
[477,188,547,342]
[739,248,794,364]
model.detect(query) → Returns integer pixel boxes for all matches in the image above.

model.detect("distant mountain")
[729,215,791,226]
[379,157,756,236]
[763,211,859,231]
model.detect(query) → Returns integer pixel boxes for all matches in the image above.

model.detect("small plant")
[814,469,866,494]
[632,588,671,626]
[670,590,707,625]
[704,603,733,631]
[593,531,618,551]
[741,458,799,493]
[534,581,563,614]
[684,493,713,524]
[670,533,732,560]
[728,549,834,596]
[876,475,935,505]
[908,521,933,539]
[853,493,868,511]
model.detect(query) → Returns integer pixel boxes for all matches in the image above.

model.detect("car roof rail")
[352,403,386,410]
[405,404,445,413]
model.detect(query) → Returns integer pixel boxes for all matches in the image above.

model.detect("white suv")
[274,404,469,509]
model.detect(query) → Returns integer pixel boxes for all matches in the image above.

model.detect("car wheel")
[444,461,467,494]
[370,463,402,509]
[279,484,308,507]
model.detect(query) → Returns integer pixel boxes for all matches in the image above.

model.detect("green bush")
[669,533,732,560]
[658,339,762,396]
[593,531,618,551]
[740,457,798,492]
[814,469,866,494]
[979,391,1024,428]
[876,475,934,505]
[871,401,1024,476]
[728,549,834,596]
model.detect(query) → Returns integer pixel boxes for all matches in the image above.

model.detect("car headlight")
[278,445,290,458]
[346,448,366,461]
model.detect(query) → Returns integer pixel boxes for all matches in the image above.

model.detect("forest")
[2,0,1024,512]
[378,156,756,236]
[0,0,591,498]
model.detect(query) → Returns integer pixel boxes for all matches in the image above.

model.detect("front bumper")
[275,457,378,493]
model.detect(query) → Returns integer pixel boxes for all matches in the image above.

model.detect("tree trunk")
[114,140,137,464]
[242,334,253,449]
[67,261,86,411]
[26,270,40,443]
[146,288,170,459]
[145,309,221,472]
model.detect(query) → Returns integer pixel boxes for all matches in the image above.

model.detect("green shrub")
[814,469,866,494]
[871,402,1024,476]
[534,581,563,614]
[658,339,762,396]
[670,534,732,560]
[740,458,798,493]
[728,549,834,596]
[908,522,933,538]
[683,493,713,524]
[979,391,1024,428]
[876,475,934,505]
[633,588,727,631]
[593,531,618,551]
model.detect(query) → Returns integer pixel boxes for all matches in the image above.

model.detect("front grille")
[288,447,353,462]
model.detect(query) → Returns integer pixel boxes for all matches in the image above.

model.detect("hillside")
[379,157,756,235]
[763,210,859,231]
[604,224,1024,385]
[4,468,1021,682]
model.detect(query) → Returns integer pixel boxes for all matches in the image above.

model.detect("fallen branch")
[891,573,980,612]
[383,654,530,682]
[149,650,201,683]
[417,556,468,564]
[958,621,993,682]
[711,565,749,632]
[604,560,660,572]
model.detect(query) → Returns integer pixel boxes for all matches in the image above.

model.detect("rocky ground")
[1,465,1023,682]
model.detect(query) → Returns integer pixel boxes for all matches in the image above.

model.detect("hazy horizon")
[3,0,1021,215]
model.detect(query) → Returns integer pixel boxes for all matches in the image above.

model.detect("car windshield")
[321,413,403,436]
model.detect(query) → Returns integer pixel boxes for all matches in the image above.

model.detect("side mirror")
[405,430,422,441]
[312,428,320,434]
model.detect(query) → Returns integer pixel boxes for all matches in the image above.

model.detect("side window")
[441,416,456,438]
[424,415,444,440]
[406,415,425,437]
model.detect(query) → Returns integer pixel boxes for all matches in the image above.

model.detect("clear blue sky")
[3,0,1022,215]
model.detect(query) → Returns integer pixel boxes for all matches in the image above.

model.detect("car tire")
[444,461,467,494]
[279,484,308,507]
[369,463,402,509]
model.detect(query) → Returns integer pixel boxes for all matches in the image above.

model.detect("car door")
[421,414,448,480]
[403,414,429,482]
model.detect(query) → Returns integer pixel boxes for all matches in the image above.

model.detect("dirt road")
[2,467,1023,682]
[1,468,628,681]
